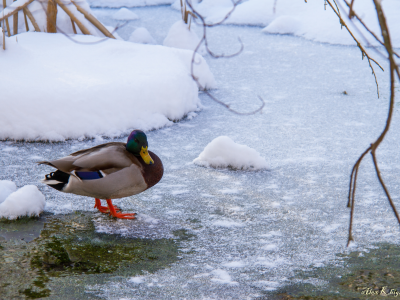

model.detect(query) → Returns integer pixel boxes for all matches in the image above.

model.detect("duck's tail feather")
[41,170,70,191]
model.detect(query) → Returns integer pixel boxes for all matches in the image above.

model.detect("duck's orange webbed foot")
[106,199,136,219]
[94,198,121,214]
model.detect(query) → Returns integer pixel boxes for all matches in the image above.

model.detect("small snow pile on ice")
[262,16,302,35]
[129,27,156,44]
[193,136,268,170]
[163,20,205,55]
[211,269,238,285]
[0,181,46,220]
[0,32,216,141]
[88,0,174,8]
[112,7,139,20]
[0,0,107,37]
[129,276,145,284]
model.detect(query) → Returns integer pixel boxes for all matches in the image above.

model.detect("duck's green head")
[126,130,154,164]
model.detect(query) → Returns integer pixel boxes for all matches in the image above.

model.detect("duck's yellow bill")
[140,146,154,165]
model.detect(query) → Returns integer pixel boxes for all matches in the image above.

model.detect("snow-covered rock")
[0,181,46,220]
[193,136,268,170]
[163,20,205,55]
[129,27,156,44]
[0,32,216,141]
[112,7,139,20]
[88,0,174,8]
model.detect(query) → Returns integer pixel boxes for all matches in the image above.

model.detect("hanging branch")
[185,0,265,115]
[325,0,383,98]
[337,0,400,246]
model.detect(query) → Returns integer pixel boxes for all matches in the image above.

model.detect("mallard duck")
[39,130,163,219]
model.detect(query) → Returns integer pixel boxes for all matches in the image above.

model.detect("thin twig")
[185,0,264,115]
[339,0,400,59]
[326,0,383,98]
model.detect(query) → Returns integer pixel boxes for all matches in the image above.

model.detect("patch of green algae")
[0,212,180,299]
[264,243,400,300]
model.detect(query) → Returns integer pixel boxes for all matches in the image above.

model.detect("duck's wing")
[38,142,142,175]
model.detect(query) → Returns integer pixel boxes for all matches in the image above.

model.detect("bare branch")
[339,0,400,59]
[185,0,264,115]
[326,0,383,98]
[345,0,400,246]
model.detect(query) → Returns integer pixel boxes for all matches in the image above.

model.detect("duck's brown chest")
[141,151,163,189]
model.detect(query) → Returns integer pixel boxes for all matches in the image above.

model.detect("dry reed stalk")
[71,0,115,38]
[70,18,77,34]
[2,20,5,49]
[54,0,90,35]
[47,0,57,33]
[0,0,34,22]
[2,0,11,37]
[13,1,18,35]
[23,9,29,31]
[23,7,40,32]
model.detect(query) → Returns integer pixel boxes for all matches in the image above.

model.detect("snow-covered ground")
[175,0,400,47]
[1,2,400,300]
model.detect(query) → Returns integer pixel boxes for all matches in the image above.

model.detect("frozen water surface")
[1,5,400,300]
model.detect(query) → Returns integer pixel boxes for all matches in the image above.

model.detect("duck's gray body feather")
[39,142,162,199]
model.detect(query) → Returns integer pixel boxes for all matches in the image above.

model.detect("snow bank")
[163,20,205,55]
[0,0,107,37]
[0,181,46,220]
[129,27,156,44]
[0,32,216,141]
[88,0,173,8]
[193,136,268,170]
[183,0,400,47]
[112,7,139,20]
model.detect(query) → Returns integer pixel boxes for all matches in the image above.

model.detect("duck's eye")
[135,139,139,143]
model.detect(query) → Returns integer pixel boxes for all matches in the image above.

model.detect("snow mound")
[163,20,205,55]
[0,0,107,37]
[129,27,156,44]
[0,32,216,141]
[193,136,268,170]
[112,7,139,20]
[88,0,174,8]
[0,182,46,220]
[262,16,302,35]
